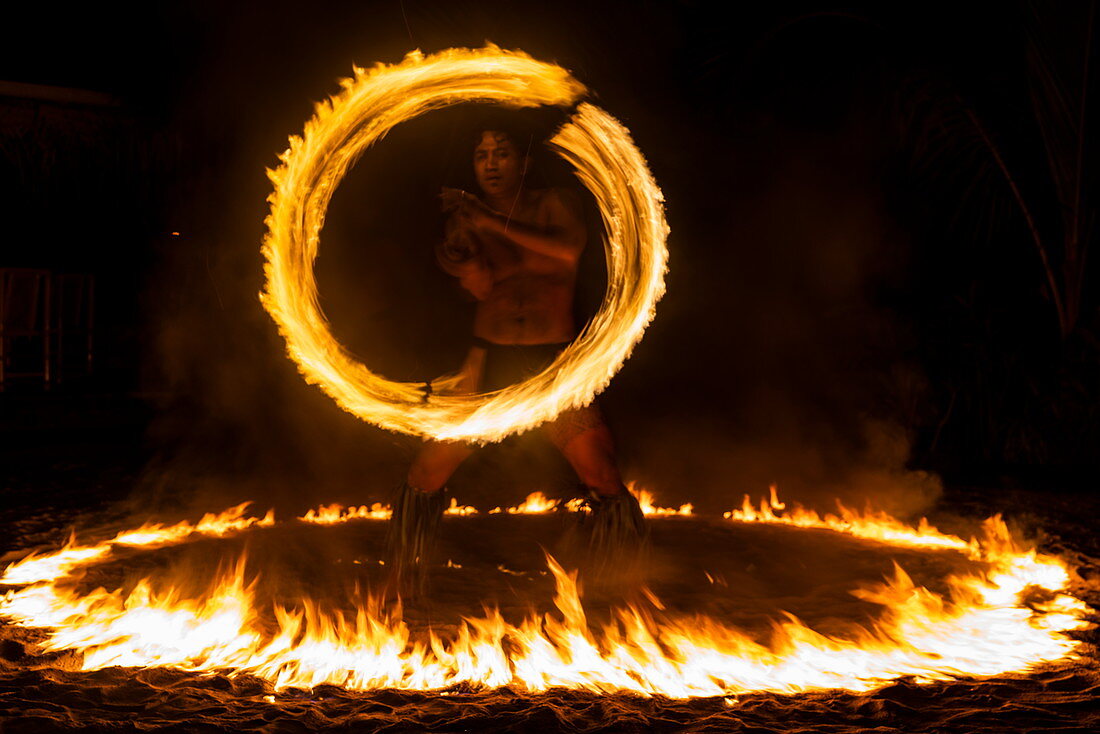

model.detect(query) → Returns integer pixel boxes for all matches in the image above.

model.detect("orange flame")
[724,486,969,552]
[299,503,392,524]
[443,498,478,516]
[490,491,560,514]
[1,490,1089,696]
[631,484,693,517]
[485,487,690,516]
[1,503,273,586]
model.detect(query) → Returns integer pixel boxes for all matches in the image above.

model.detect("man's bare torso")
[449,188,585,345]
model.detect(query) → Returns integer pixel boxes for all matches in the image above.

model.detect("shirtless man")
[387,125,645,587]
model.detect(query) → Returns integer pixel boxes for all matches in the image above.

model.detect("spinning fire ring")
[262,46,669,442]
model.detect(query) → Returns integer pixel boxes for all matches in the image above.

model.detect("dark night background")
[1,0,1097,525]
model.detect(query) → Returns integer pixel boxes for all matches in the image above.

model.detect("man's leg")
[551,419,626,497]
[547,407,646,579]
[388,440,474,594]
[407,440,475,493]
[407,345,483,492]
[389,344,485,591]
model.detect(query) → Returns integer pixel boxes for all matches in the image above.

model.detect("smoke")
[607,81,942,519]
[622,415,942,520]
[128,18,427,520]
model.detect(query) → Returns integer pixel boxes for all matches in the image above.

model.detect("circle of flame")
[0,493,1089,695]
[262,46,669,442]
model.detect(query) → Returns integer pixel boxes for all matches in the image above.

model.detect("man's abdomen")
[474,274,575,345]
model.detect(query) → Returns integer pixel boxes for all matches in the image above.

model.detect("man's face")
[473,131,525,198]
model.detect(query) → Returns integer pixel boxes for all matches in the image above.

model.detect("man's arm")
[436,220,492,300]
[470,189,586,263]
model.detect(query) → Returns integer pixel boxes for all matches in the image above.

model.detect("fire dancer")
[388,121,646,589]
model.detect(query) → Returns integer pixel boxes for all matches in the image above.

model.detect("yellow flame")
[1,490,1089,696]
[261,46,668,442]
[443,498,478,516]
[299,503,392,524]
[1,503,273,586]
[631,484,693,517]
[724,489,970,553]
[485,487,690,516]
[490,491,560,514]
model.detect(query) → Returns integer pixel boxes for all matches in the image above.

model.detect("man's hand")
[439,187,470,214]
[436,220,491,300]
[440,188,481,264]
[439,231,478,263]
[440,187,495,230]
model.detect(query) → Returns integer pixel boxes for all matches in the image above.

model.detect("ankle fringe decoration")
[585,489,649,581]
[386,482,446,594]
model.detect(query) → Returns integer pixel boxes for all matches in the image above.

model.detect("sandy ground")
[2,497,1098,733]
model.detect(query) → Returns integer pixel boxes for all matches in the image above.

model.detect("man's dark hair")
[468,110,537,156]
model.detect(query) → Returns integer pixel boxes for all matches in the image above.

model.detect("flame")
[299,503,392,524]
[1,503,273,586]
[261,46,668,442]
[297,499,481,521]
[486,487,690,516]
[490,491,560,514]
[724,486,970,553]
[1,490,1089,697]
[631,484,693,517]
[443,498,478,516]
